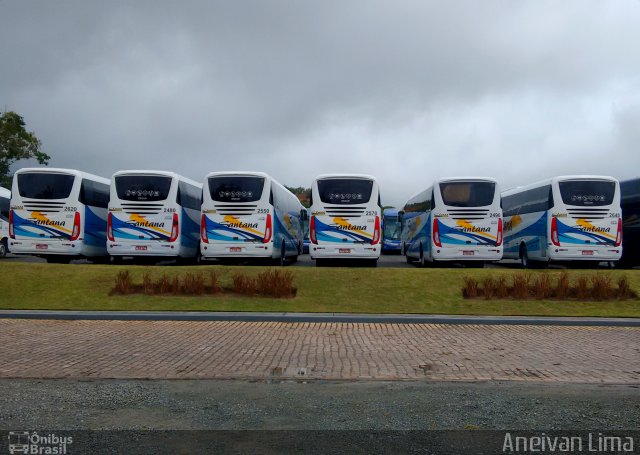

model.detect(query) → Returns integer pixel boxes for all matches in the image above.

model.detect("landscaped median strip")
[1,310,640,326]
[2,262,639,317]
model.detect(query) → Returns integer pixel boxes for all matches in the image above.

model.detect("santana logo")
[225,222,259,229]
[33,219,65,226]
[335,224,367,231]
[579,226,610,233]
[459,226,491,233]
[133,221,164,228]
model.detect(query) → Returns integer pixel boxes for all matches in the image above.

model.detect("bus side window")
[80,179,109,209]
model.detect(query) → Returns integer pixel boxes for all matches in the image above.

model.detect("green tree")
[0,111,50,187]
[285,186,311,208]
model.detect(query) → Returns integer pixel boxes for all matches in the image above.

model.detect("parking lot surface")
[0,319,638,383]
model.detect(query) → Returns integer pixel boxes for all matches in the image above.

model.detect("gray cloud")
[1,0,639,205]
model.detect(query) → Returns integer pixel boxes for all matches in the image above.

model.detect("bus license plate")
[230,247,242,252]
[339,248,351,254]
[36,244,48,250]
[463,251,474,256]
[582,250,593,256]
[135,246,148,251]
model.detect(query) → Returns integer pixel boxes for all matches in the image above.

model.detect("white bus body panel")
[9,168,109,258]
[309,174,381,260]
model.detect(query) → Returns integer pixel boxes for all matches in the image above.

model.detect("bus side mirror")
[398,211,405,228]
[301,209,309,221]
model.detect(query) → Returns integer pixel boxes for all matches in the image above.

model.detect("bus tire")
[0,239,7,258]
[111,256,123,265]
[519,244,529,269]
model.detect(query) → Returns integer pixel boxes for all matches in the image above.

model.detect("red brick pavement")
[0,320,638,383]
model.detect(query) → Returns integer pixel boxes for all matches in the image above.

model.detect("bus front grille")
[121,203,163,215]
[23,200,65,213]
[567,208,609,220]
[447,209,489,220]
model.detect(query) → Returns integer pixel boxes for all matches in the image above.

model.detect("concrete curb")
[1,310,639,326]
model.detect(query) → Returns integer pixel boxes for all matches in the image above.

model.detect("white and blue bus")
[0,186,10,257]
[107,170,202,262]
[200,171,306,264]
[400,177,503,266]
[502,175,622,267]
[309,174,382,266]
[9,168,110,263]
[382,207,402,254]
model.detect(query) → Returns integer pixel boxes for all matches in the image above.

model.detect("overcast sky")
[1,0,639,206]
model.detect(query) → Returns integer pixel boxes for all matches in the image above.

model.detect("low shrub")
[533,274,552,300]
[591,274,613,301]
[462,277,479,298]
[233,274,257,295]
[482,277,496,300]
[256,269,296,298]
[113,270,132,295]
[462,272,637,301]
[182,272,205,295]
[555,271,570,299]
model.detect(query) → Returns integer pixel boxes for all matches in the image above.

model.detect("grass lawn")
[0,262,639,317]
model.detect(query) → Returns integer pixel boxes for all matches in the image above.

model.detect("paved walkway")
[0,320,638,383]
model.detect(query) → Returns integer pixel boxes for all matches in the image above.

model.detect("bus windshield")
[18,173,75,199]
[317,179,373,205]
[115,175,172,202]
[383,217,401,240]
[559,180,615,206]
[439,181,495,207]
[209,176,264,202]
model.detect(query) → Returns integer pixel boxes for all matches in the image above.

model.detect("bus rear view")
[107,171,202,262]
[309,174,381,266]
[9,168,110,263]
[200,172,305,263]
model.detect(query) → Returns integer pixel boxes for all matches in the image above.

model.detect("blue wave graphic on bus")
[274,211,298,249]
[503,213,547,254]
[11,212,71,239]
[111,214,170,241]
[314,217,371,243]
[203,217,264,242]
[180,208,200,248]
[436,219,497,246]
[84,207,107,247]
[556,218,616,246]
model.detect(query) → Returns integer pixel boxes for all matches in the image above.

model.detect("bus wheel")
[111,256,123,265]
[519,244,529,269]
[0,240,7,258]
